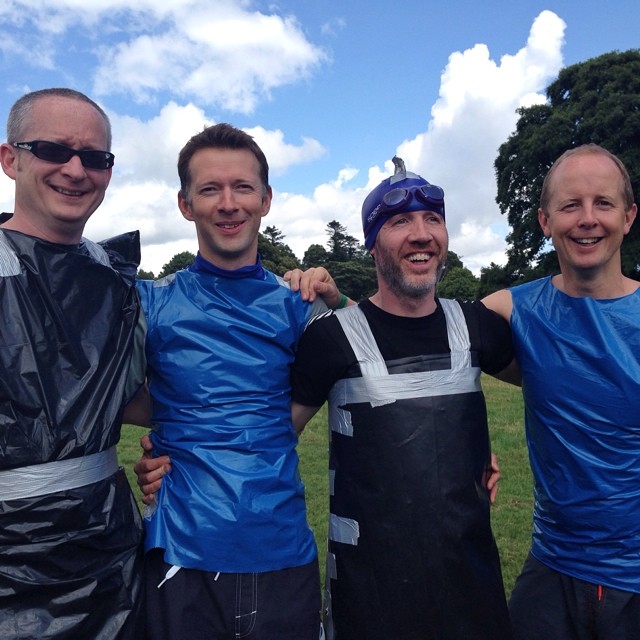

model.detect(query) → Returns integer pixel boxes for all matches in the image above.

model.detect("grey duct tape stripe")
[0,446,119,501]
[328,366,481,436]
[335,306,388,378]
[329,513,360,545]
[331,365,481,404]
[440,298,472,369]
[0,233,20,276]
[326,552,337,580]
[329,468,336,496]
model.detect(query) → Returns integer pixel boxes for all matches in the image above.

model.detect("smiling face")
[0,95,112,244]
[178,147,271,270]
[539,152,637,288]
[371,209,448,310]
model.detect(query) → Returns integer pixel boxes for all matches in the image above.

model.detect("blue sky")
[0,0,638,275]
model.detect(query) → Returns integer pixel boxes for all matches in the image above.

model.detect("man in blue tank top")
[484,144,640,639]
[125,123,345,640]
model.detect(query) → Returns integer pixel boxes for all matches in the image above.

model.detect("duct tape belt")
[0,446,119,501]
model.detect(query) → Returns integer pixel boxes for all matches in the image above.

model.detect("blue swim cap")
[361,157,445,250]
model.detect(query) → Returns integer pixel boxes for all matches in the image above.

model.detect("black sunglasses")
[12,140,115,170]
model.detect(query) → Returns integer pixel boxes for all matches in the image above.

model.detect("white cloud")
[246,127,327,176]
[386,10,566,273]
[83,102,327,274]
[1,0,327,114]
[0,8,569,279]
[264,10,566,275]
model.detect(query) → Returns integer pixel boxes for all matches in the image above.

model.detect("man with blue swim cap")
[291,158,517,639]
[361,155,445,250]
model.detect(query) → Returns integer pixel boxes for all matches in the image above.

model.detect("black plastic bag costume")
[324,301,511,640]
[0,226,144,639]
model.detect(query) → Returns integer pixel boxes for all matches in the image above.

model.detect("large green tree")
[158,251,196,278]
[303,221,376,301]
[495,50,640,281]
[258,227,301,275]
[325,220,367,262]
[438,251,479,300]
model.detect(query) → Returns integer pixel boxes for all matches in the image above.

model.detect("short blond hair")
[540,144,634,212]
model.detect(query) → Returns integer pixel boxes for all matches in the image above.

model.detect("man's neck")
[368,288,438,318]
[552,269,639,299]
[1,212,82,245]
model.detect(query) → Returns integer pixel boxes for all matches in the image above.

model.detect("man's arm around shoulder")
[482,289,520,386]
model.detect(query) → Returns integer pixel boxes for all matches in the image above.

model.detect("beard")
[375,245,446,300]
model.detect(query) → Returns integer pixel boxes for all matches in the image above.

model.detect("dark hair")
[177,123,269,199]
[540,144,635,211]
[7,88,112,149]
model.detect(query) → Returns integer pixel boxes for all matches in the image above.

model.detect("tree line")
[139,50,640,300]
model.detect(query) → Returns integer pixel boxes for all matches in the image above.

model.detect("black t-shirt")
[292,298,513,408]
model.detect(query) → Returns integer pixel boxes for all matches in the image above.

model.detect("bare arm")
[122,383,152,427]
[482,289,521,386]
[291,401,322,436]
[484,453,501,504]
[482,288,513,324]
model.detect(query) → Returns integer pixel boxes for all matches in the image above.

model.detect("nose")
[408,217,433,242]
[60,154,87,179]
[217,187,238,211]
[578,203,598,227]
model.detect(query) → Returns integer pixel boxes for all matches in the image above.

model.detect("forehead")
[383,208,445,223]
[188,147,261,183]
[25,96,109,148]
[549,153,623,198]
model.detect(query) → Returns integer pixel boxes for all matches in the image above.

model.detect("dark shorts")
[144,548,322,640]
[509,553,640,640]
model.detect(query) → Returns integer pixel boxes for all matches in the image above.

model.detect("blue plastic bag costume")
[137,255,320,573]
[511,277,640,592]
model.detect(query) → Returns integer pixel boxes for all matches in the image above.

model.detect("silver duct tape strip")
[0,446,119,501]
[0,233,21,276]
[329,366,481,425]
[335,306,388,378]
[329,513,360,546]
[326,552,337,581]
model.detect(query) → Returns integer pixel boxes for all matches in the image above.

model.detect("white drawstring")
[157,565,181,588]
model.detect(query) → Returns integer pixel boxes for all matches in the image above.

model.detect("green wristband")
[336,293,348,309]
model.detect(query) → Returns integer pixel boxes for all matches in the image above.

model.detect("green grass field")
[118,375,531,596]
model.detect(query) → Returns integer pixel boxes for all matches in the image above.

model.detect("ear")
[623,203,637,236]
[178,190,194,221]
[538,207,551,238]
[0,143,18,180]
[261,185,272,218]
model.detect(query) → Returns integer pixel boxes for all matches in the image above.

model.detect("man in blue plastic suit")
[0,88,144,638]
[483,144,640,639]
[290,158,517,639]
[128,123,344,640]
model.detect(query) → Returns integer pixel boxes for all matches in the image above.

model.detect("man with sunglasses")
[0,88,144,639]
[290,158,517,639]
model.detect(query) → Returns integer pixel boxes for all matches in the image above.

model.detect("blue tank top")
[137,263,318,573]
[511,277,640,592]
